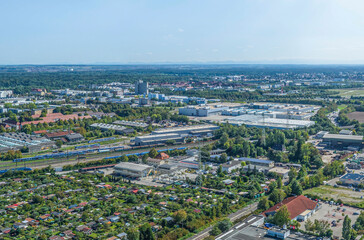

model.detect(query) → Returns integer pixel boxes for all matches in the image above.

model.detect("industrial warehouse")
[226,115,315,129]
[322,133,364,148]
[222,102,318,120]
[113,120,148,128]
[133,124,220,146]
[151,124,220,136]
[134,133,185,146]
[178,102,318,130]
[113,162,153,178]
[179,105,230,117]
[0,132,54,153]
[90,123,129,134]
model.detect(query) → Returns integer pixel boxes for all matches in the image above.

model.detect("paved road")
[3,141,213,170]
[328,111,339,126]
[186,202,258,240]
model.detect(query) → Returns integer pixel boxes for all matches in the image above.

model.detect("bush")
[210,225,221,236]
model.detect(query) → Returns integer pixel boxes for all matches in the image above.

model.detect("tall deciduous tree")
[139,223,155,240]
[342,215,351,240]
[272,205,290,227]
[148,148,158,158]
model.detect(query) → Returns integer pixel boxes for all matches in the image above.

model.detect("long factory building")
[322,134,364,148]
[0,132,54,153]
[179,102,319,120]
[152,124,219,135]
[134,133,186,146]
[226,115,314,130]
[134,124,220,146]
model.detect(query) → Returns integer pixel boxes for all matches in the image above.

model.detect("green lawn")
[338,104,348,110]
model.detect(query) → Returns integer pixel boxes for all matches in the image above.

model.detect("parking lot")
[303,203,360,238]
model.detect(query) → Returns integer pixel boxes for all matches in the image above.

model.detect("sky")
[1,0,364,64]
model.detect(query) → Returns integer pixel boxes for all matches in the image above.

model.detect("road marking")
[247,217,256,223]
[216,229,233,240]
[235,222,245,229]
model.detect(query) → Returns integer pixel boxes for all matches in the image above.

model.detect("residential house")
[76,225,92,234]
[49,236,65,240]
[62,230,76,239]
[117,232,128,239]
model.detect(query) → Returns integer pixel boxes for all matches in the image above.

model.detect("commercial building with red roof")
[261,195,319,222]
[45,130,74,139]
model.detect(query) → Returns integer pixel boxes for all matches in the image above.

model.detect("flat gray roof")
[136,133,182,139]
[152,124,219,134]
[114,162,152,172]
[323,134,363,141]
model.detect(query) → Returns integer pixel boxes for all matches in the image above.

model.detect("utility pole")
[287,110,291,130]
[262,112,266,147]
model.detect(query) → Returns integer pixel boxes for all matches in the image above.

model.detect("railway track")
[0,141,213,170]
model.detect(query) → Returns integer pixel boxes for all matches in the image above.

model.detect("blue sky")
[1,0,364,64]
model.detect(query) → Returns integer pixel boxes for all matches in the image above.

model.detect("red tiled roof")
[33,130,47,134]
[261,195,318,220]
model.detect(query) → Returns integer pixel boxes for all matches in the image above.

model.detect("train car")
[0,167,32,174]
[104,156,121,160]
[157,149,169,153]
[13,157,35,163]
[13,167,32,171]
[113,146,125,151]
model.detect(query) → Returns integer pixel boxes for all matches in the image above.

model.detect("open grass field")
[304,185,364,208]
[330,88,364,97]
[337,104,348,110]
